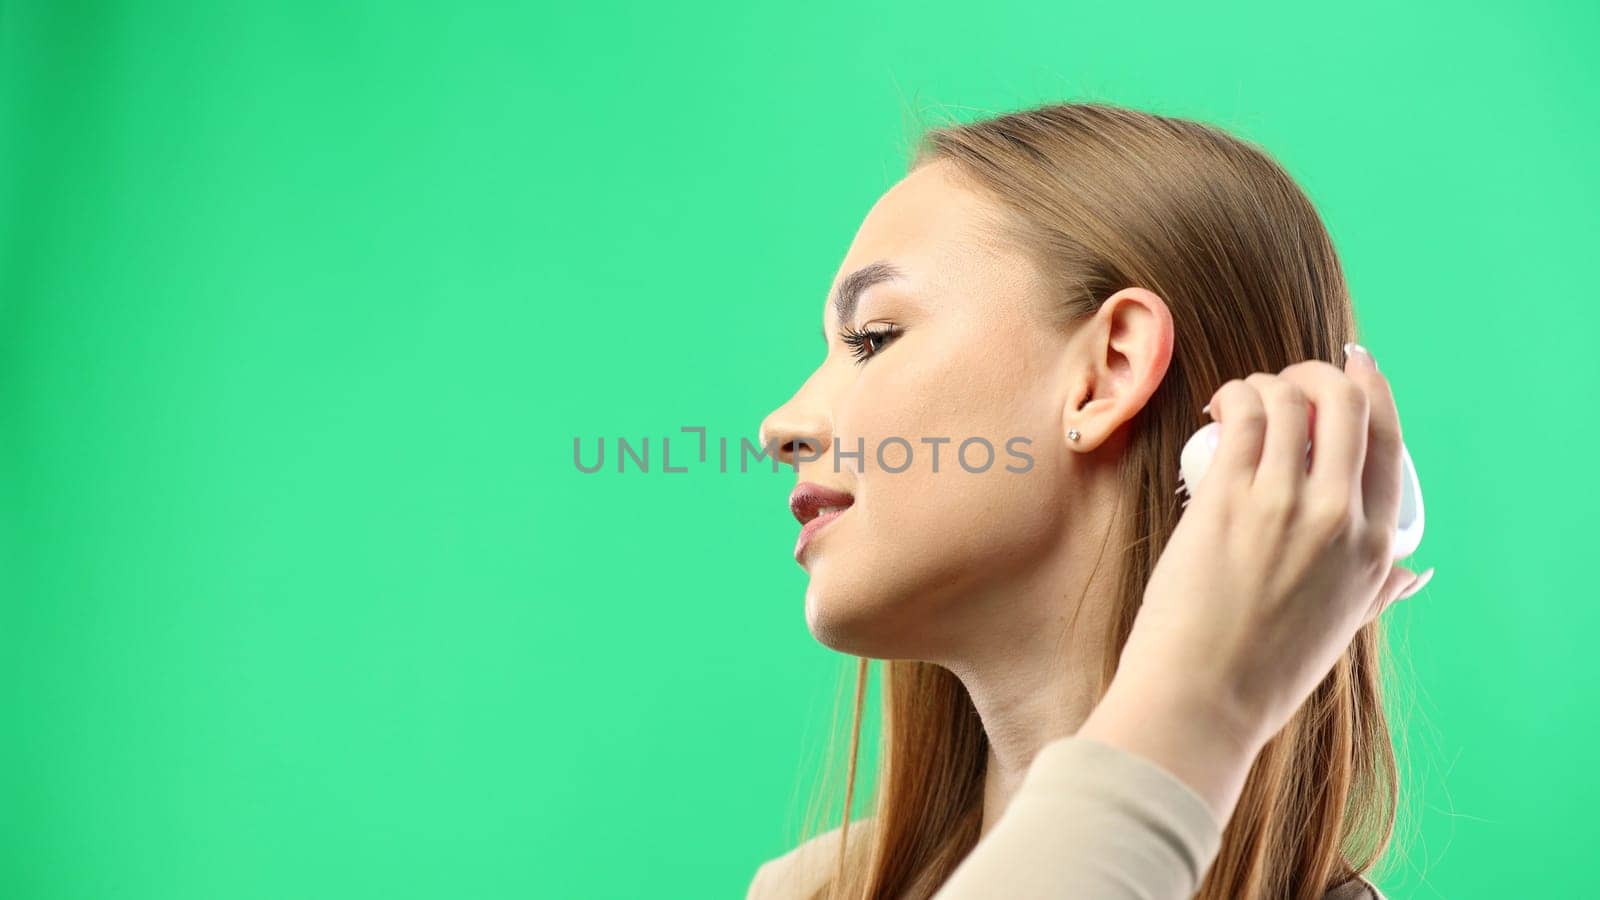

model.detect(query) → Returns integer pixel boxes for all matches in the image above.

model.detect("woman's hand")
[1078,343,1432,822]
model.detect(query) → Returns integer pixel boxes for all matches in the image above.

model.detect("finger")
[1203,379,1267,494]
[1342,344,1405,540]
[1276,359,1369,514]
[1243,373,1312,493]
[1363,565,1420,626]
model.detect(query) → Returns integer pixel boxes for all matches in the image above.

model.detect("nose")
[758,389,832,470]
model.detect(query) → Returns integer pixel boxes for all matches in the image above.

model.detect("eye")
[838,323,901,364]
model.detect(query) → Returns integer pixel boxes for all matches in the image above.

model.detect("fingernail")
[1201,402,1211,415]
[1397,566,1434,601]
[1343,341,1379,372]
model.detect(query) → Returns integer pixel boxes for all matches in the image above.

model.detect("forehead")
[823,160,1025,327]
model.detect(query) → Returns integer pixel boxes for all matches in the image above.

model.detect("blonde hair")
[797,101,1400,900]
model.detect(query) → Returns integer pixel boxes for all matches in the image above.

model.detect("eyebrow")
[822,260,904,341]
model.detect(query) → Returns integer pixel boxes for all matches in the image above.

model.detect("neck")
[936,490,1123,841]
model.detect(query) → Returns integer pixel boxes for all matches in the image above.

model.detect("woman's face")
[759,160,1091,660]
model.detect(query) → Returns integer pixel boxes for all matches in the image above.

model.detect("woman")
[748,102,1432,899]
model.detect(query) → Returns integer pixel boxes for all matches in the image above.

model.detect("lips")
[789,482,855,525]
[789,482,854,562]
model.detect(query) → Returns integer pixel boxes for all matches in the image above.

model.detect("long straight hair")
[796,102,1401,900]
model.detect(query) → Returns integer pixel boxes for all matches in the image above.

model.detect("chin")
[802,574,929,659]
[802,578,870,655]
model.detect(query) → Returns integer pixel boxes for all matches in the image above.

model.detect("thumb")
[1364,565,1430,625]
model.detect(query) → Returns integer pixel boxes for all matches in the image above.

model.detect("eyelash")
[839,323,901,364]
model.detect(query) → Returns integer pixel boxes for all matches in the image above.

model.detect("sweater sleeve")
[930,734,1224,900]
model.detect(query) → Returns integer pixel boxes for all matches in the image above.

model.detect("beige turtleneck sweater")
[746,734,1386,899]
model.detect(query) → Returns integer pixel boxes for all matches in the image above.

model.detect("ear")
[1063,287,1175,451]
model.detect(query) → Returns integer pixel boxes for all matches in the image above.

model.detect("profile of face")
[758,159,1171,663]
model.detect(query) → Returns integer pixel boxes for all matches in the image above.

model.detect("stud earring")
[1067,428,1081,442]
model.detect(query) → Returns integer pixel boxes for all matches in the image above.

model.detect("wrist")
[1108,650,1275,754]
[1078,674,1269,825]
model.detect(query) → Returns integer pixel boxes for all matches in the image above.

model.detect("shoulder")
[1323,874,1388,900]
[746,817,874,900]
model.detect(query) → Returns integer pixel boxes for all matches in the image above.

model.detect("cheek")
[835,392,1063,578]
[836,341,1018,464]
[836,339,1050,498]
[802,462,1067,657]
[871,462,1064,568]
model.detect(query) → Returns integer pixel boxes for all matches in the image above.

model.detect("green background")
[3,1,1595,897]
